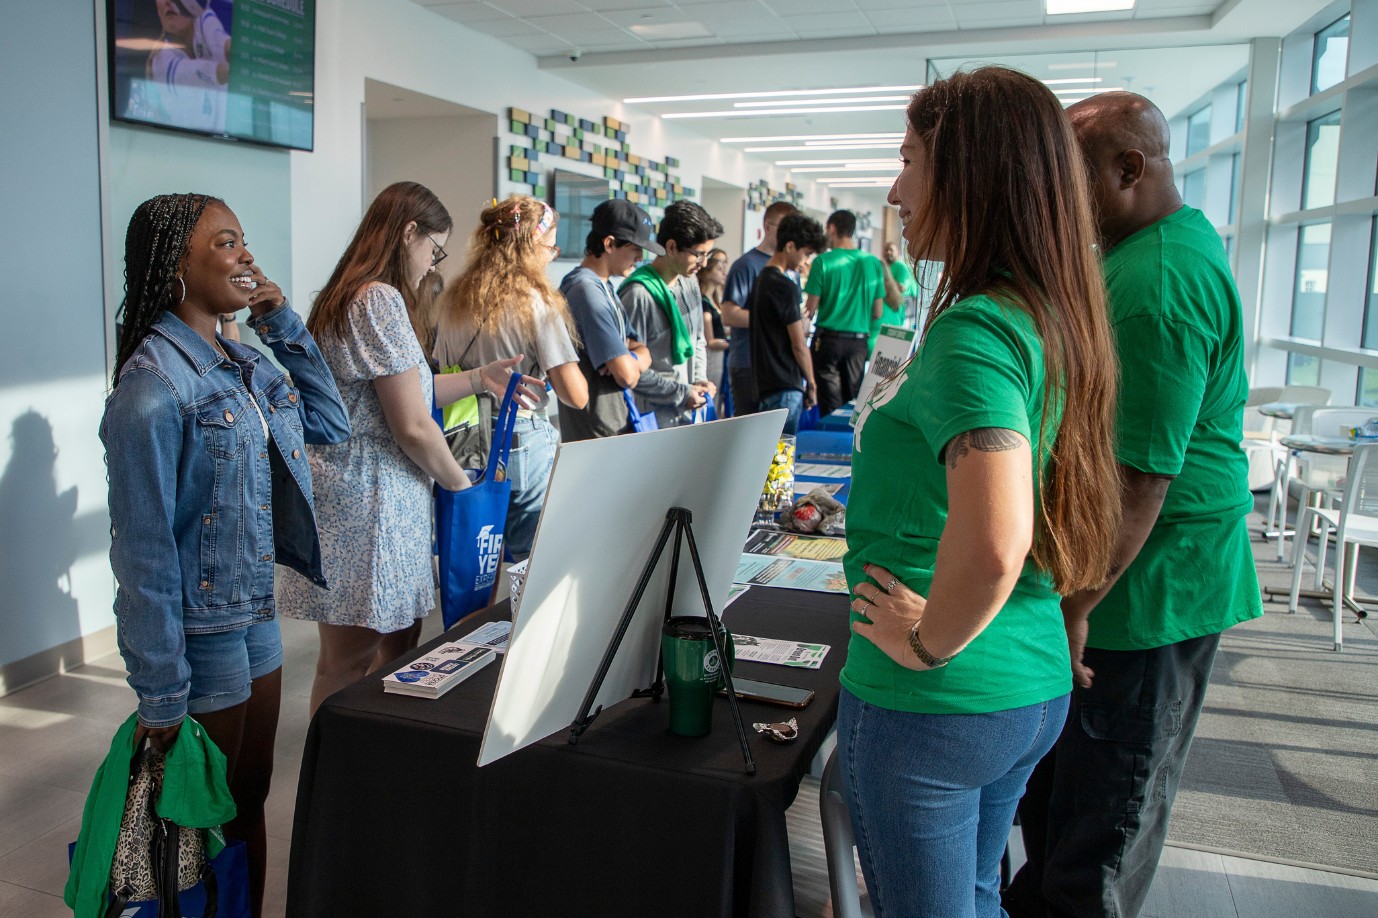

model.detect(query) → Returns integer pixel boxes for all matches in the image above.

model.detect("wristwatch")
[907,621,954,669]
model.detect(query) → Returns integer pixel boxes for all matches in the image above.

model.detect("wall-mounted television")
[107,0,316,152]
[552,169,611,257]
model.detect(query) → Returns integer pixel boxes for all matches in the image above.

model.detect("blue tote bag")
[621,388,659,433]
[435,375,521,629]
[66,840,250,918]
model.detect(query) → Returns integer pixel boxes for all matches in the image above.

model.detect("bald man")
[1004,93,1261,918]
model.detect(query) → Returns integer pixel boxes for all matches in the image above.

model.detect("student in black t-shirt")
[748,214,827,435]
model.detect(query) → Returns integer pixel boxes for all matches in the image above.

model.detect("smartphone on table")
[719,678,814,709]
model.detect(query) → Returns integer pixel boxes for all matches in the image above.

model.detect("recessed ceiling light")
[788,164,901,173]
[774,158,897,166]
[626,85,923,104]
[664,104,907,119]
[722,132,904,143]
[629,22,713,40]
[734,96,911,108]
[743,143,900,152]
[1046,0,1134,14]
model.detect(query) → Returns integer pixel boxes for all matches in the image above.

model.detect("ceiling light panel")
[721,132,904,143]
[1045,0,1135,14]
[788,164,901,173]
[733,96,910,108]
[664,104,907,119]
[743,143,900,152]
[626,85,923,104]
[774,158,898,165]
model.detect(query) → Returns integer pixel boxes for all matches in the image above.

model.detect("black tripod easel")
[567,506,757,775]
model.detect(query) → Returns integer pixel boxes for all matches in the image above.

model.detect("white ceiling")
[404,0,1333,204]
[412,0,1226,57]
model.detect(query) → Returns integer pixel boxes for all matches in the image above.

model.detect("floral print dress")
[278,283,435,633]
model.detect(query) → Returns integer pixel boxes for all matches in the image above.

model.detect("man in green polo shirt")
[804,210,886,417]
[883,240,919,324]
[1005,93,1262,918]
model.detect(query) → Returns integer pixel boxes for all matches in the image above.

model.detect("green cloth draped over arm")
[623,264,694,365]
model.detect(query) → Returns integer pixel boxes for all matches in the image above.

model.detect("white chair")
[1243,385,1328,492]
[1254,386,1331,542]
[820,747,873,918]
[1287,442,1378,650]
[1242,386,1284,491]
[1271,404,1364,564]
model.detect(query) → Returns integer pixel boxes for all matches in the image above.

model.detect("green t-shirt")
[1087,206,1263,650]
[868,301,907,354]
[805,248,886,334]
[889,259,920,296]
[841,295,1070,715]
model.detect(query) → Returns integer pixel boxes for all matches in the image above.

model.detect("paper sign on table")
[460,620,513,652]
[731,634,830,669]
[734,553,850,593]
[745,530,848,561]
[794,462,852,479]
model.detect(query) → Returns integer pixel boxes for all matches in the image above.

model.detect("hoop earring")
[177,276,187,305]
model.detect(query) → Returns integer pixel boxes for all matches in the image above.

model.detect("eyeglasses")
[426,234,448,267]
[679,247,712,264]
[542,242,561,259]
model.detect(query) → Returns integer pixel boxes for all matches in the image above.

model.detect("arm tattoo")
[944,428,1024,470]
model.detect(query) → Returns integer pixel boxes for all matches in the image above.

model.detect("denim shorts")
[184,618,284,715]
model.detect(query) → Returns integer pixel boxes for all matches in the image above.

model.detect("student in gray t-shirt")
[619,201,723,429]
[558,200,658,441]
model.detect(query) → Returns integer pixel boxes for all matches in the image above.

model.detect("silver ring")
[858,599,871,615]
[884,577,900,592]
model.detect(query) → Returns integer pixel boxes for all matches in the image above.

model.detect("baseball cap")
[590,199,665,256]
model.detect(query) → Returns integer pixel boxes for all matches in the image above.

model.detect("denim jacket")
[101,305,350,727]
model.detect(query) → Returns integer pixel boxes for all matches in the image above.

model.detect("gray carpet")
[1167,502,1378,876]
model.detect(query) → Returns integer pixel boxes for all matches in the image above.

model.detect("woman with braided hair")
[278,182,541,714]
[434,195,588,558]
[101,193,350,917]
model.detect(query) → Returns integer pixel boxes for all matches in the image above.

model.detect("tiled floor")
[4,536,1378,916]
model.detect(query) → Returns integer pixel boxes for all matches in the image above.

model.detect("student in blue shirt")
[557,200,656,440]
[719,201,798,416]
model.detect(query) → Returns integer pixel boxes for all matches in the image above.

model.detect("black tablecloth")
[286,586,849,918]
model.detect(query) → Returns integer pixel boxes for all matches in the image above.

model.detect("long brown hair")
[906,67,1121,593]
[440,196,577,348]
[307,181,451,350]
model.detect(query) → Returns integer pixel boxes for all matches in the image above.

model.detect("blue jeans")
[1005,632,1221,918]
[503,415,559,560]
[758,388,804,435]
[837,688,1071,918]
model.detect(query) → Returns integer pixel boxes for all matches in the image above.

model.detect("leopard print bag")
[106,746,216,918]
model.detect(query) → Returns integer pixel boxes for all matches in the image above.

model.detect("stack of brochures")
[381,641,496,699]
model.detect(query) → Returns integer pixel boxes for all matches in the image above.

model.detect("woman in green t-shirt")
[837,67,1123,918]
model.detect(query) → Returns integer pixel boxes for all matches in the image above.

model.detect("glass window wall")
[1183,169,1207,210]
[1290,223,1331,341]
[1311,15,1350,95]
[1186,106,1212,156]
[1302,110,1341,210]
